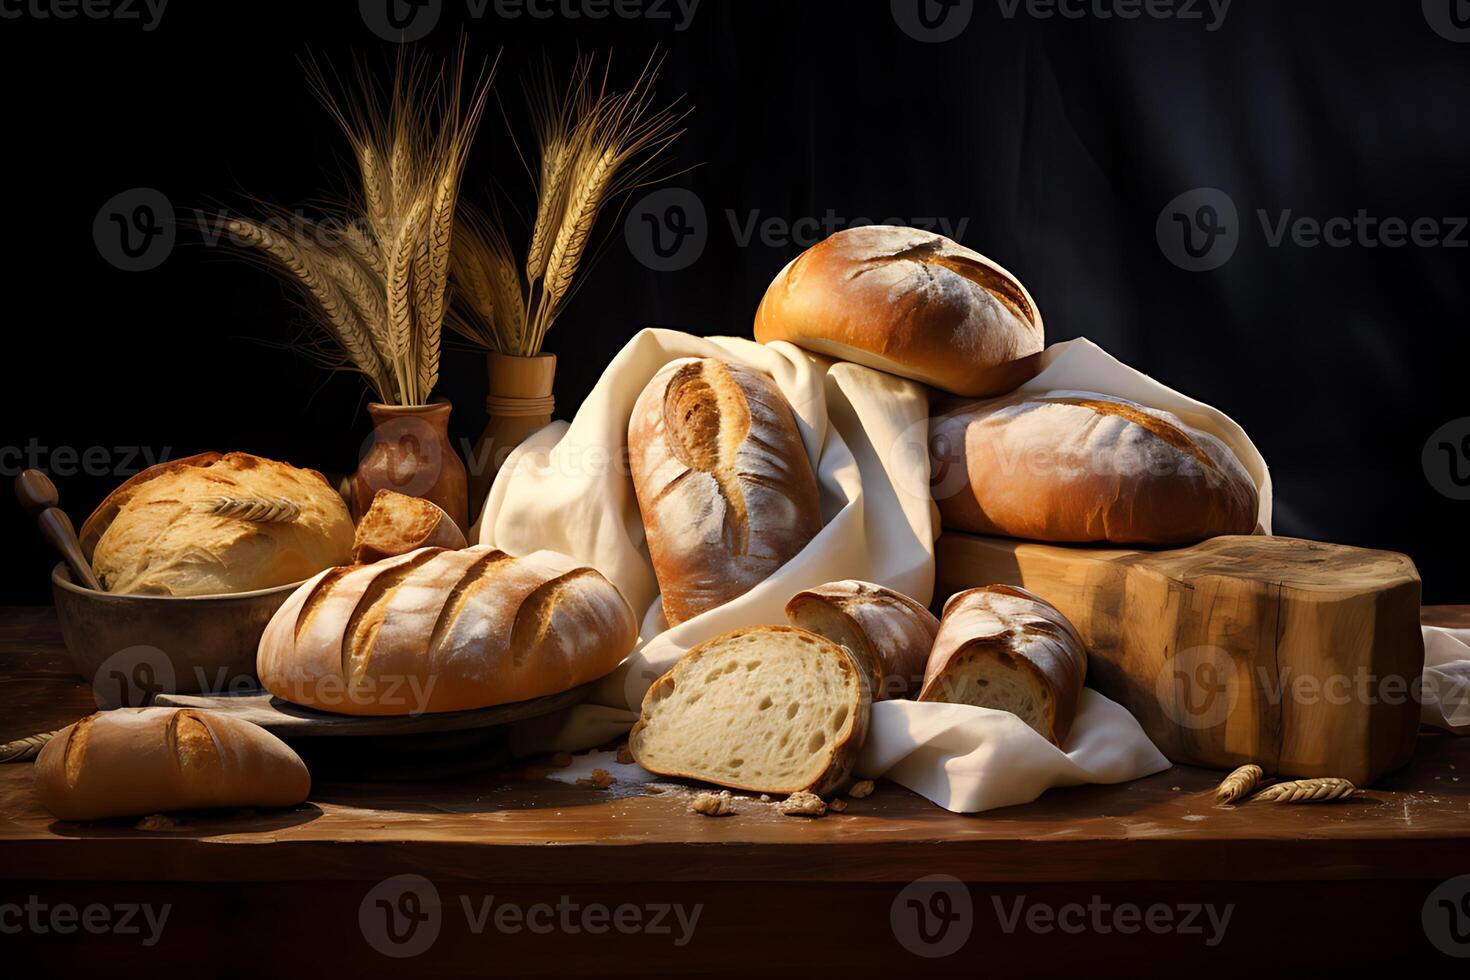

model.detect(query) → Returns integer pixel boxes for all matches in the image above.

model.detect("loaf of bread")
[784,580,939,700]
[930,390,1259,545]
[353,490,466,564]
[82,452,354,596]
[33,707,310,820]
[629,626,870,797]
[628,357,822,625]
[754,225,1044,397]
[257,545,638,715]
[920,586,1087,746]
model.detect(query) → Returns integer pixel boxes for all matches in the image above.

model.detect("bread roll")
[629,626,870,797]
[257,546,638,715]
[629,358,822,625]
[784,580,939,700]
[353,490,466,563]
[83,452,354,596]
[34,707,309,821]
[930,390,1259,545]
[920,586,1087,746]
[754,225,1043,397]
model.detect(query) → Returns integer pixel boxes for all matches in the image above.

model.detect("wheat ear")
[384,196,429,404]
[1251,778,1357,804]
[1213,764,1264,805]
[203,495,302,524]
[526,136,571,282]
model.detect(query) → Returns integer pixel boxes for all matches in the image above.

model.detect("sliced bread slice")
[628,626,870,797]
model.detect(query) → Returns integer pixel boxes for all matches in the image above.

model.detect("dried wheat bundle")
[221,47,493,405]
[449,52,688,357]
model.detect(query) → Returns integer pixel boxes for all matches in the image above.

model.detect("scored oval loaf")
[257,546,638,715]
[784,580,939,700]
[754,225,1044,397]
[920,585,1088,746]
[352,489,467,563]
[34,707,310,821]
[628,357,822,625]
[930,389,1258,545]
[629,626,871,797]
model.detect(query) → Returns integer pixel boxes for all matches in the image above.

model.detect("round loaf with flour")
[754,225,1044,396]
[930,390,1258,546]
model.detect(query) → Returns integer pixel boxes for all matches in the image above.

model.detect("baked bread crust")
[33,707,310,821]
[930,390,1259,545]
[256,546,638,715]
[784,580,939,700]
[84,452,354,596]
[629,358,822,625]
[920,585,1087,745]
[754,225,1044,397]
[352,490,467,563]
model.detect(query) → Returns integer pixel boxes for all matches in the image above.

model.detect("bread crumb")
[759,794,771,802]
[828,799,847,812]
[690,791,735,816]
[616,743,634,765]
[135,814,176,831]
[549,752,574,768]
[777,791,827,817]
[576,768,615,789]
[848,780,875,799]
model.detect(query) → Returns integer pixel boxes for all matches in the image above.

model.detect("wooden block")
[935,533,1425,785]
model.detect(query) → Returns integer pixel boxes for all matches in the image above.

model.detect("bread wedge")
[784,580,939,700]
[352,490,466,563]
[629,626,870,797]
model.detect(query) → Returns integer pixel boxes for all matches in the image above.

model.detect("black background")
[1,0,1466,603]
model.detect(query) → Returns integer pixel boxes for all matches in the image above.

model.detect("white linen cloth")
[474,328,1460,811]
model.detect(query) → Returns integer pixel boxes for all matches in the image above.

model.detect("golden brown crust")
[754,225,1044,397]
[77,451,224,561]
[784,580,939,700]
[352,490,467,564]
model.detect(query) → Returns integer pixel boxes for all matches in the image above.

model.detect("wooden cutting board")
[934,533,1425,785]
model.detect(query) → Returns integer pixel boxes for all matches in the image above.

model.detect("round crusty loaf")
[629,357,822,626]
[84,452,354,596]
[34,707,310,821]
[919,585,1087,746]
[784,580,939,700]
[754,225,1044,397]
[629,626,871,798]
[930,390,1259,546]
[352,489,467,564]
[257,545,638,715]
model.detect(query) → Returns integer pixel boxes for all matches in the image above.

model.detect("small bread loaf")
[83,452,354,596]
[920,586,1087,746]
[754,225,1044,397]
[257,546,638,715]
[629,358,822,625]
[784,580,939,700]
[34,707,309,821]
[629,626,870,797]
[353,490,467,563]
[930,390,1258,545]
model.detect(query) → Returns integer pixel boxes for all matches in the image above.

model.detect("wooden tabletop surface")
[2,605,1469,886]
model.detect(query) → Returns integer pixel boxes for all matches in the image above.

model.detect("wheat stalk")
[203,495,302,524]
[1213,764,1264,805]
[1251,777,1357,804]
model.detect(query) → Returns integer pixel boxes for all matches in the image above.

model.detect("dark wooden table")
[3,605,1469,976]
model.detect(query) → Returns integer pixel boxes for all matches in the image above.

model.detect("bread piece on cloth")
[629,626,870,797]
[34,707,309,820]
[83,452,353,596]
[920,586,1087,746]
[755,225,1044,397]
[353,489,467,563]
[931,389,1259,545]
[629,357,822,625]
[474,330,1210,812]
[785,580,938,700]
[257,546,638,715]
